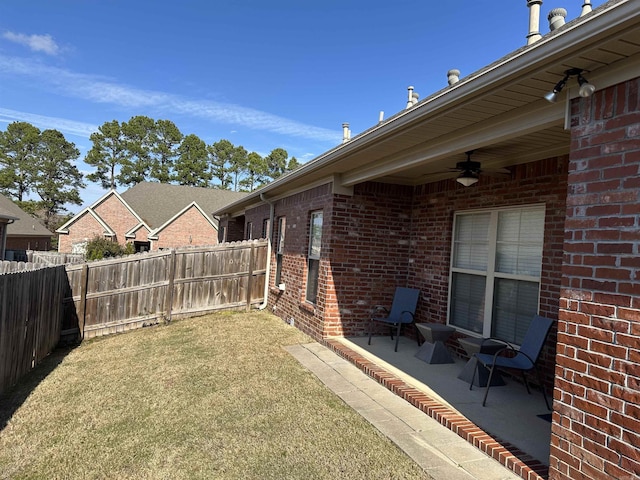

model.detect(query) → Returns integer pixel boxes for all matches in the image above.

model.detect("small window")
[275,217,286,286]
[245,221,253,240]
[306,211,323,304]
[262,218,270,240]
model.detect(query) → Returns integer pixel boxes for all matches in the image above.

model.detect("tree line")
[0,116,301,230]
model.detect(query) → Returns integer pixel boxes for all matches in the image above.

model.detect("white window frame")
[245,221,253,240]
[274,216,285,287]
[447,204,545,343]
[306,211,323,304]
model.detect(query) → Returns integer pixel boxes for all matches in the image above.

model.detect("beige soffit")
[213,0,639,216]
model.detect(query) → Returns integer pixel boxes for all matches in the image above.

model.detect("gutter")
[214,0,638,217]
[258,193,274,310]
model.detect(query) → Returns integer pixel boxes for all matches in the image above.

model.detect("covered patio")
[326,334,552,479]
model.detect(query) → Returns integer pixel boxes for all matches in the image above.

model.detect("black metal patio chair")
[470,314,554,409]
[367,287,421,352]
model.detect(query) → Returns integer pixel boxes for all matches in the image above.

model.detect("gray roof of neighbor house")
[120,182,248,228]
[214,0,640,216]
[0,193,52,237]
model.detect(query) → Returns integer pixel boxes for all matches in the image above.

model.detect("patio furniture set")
[368,287,553,409]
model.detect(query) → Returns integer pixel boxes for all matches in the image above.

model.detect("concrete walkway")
[286,342,521,480]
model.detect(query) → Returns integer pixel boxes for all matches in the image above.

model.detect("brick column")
[551,78,640,479]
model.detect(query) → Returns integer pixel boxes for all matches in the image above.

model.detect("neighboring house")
[215,2,640,479]
[57,182,246,253]
[0,193,52,260]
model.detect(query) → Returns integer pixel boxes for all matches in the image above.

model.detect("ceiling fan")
[430,151,511,187]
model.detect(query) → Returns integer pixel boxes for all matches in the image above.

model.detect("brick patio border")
[324,339,549,480]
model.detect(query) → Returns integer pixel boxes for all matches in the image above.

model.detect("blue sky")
[0,1,601,212]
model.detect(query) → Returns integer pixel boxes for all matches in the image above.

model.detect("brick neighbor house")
[0,193,52,260]
[215,1,640,479]
[57,182,246,253]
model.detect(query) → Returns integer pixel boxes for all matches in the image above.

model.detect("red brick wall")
[410,157,568,378]
[262,184,334,340]
[154,206,219,249]
[93,195,139,245]
[550,78,640,479]
[253,158,567,368]
[6,236,51,251]
[57,210,106,253]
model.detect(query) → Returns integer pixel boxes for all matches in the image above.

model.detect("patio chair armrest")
[370,305,389,320]
[399,310,415,323]
[481,337,511,347]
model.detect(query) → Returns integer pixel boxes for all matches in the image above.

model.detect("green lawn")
[0,310,429,479]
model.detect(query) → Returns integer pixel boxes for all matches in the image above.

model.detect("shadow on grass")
[0,345,76,432]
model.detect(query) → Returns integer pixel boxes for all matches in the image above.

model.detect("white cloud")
[0,107,98,138]
[3,31,60,56]
[0,55,342,144]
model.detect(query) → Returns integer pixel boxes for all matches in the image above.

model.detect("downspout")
[1,219,15,261]
[258,193,274,309]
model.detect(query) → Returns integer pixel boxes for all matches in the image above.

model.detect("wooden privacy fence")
[27,250,85,265]
[64,240,268,339]
[0,266,67,395]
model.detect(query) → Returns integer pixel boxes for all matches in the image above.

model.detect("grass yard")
[0,311,429,479]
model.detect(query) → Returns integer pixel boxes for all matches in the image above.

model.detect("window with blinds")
[275,217,285,286]
[449,205,545,344]
[306,211,323,304]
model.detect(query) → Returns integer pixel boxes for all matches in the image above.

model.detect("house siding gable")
[93,195,140,246]
[57,210,107,253]
[153,205,218,249]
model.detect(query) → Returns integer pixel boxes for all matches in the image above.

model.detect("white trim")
[56,208,115,236]
[56,189,151,234]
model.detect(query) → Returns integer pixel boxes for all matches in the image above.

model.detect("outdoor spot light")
[544,68,595,103]
[577,73,596,97]
[456,171,479,187]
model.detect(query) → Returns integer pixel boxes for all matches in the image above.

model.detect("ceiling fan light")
[456,172,479,187]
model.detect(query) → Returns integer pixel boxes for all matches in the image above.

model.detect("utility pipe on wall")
[258,193,274,310]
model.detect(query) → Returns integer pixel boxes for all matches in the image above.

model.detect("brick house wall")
[153,205,219,249]
[252,156,567,381]
[6,236,51,251]
[550,78,640,479]
[258,184,334,340]
[93,195,139,245]
[409,156,569,389]
[58,210,107,253]
[58,194,140,253]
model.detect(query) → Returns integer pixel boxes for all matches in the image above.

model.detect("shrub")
[85,236,134,260]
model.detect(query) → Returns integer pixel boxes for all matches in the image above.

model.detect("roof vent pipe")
[548,8,567,31]
[526,0,543,45]
[379,111,384,123]
[580,0,592,16]
[342,122,351,143]
[405,86,419,109]
[447,69,460,86]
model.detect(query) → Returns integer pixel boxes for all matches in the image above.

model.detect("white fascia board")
[125,223,150,238]
[56,208,115,236]
[56,189,150,234]
[215,0,639,214]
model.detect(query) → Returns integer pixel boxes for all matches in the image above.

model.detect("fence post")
[165,249,176,322]
[246,242,255,311]
[78,263,89,340]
